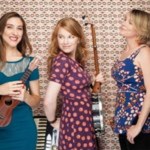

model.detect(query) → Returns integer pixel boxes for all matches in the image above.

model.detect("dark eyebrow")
[57,34,65,37]
[6,24,23,28]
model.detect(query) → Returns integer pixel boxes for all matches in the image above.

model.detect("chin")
[119,31,126,37]
[8,44,18,48]
[63,51,72,54]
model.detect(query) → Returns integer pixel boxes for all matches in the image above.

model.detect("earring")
[137,41,141,45]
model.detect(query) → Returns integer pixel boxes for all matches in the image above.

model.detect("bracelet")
[49,118,57,124]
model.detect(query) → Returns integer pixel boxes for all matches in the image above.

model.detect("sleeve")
[28,57,40,81]
[50,55,70,85]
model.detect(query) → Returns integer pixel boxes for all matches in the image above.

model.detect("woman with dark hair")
[110,9,150,150]
[44,17,104,150]
[0,12,40,150]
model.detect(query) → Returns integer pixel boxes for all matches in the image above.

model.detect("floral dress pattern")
[50,52,98,150]
[110,46,150,134]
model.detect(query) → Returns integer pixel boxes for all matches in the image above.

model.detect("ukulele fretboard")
[21,69,32,83]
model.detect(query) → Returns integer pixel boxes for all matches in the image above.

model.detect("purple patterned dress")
[50,52,98,150]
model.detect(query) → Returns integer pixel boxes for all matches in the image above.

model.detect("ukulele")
[0,55,42,127]
[82,14,105,135]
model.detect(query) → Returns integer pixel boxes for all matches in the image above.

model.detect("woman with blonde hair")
[44,18,104,150]
[110,9,150,150]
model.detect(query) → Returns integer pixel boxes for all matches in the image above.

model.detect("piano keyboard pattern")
[34,116,59,150]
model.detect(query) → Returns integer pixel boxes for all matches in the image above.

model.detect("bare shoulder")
[139,45,150,58]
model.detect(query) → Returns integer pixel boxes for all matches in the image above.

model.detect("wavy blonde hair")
[47,17,89,76]
[130,9,150,46]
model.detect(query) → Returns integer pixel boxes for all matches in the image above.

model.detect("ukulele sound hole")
[5,97,12,106]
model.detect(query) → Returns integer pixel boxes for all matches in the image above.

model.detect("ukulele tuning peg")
[85,22,89,26]
[35,54,42,60]
[82,15,87,20]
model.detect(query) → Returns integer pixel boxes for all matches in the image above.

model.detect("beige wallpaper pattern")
[0,0,150,149]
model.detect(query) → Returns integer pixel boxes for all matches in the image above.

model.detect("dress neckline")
[60,51,84,68]
[118,45,146,62]
[6,57,24,63]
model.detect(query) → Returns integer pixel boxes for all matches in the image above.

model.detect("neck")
[6,47,20,57]
[5,47,22,62]
[126,38,140,52]
[67,51,76,61]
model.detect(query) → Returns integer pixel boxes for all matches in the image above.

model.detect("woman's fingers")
[9,91,21,96]
[11,81,23,85]
[11,97,23,101]
[12,82,24,90]
[95,74,105,82]
[127,128,135,144]
[127,135,134,144]
[10,87,26,101]
[8,82,24,95]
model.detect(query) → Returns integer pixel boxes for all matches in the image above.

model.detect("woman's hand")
[92,72,104,83]
[50,118,60,130]
[127,125,142,144]
[10,85,28,102]
[0,81,23,96]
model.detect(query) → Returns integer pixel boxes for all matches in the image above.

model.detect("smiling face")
[2,17,23,49]
[57,27,79,59]
[120,13,138,39]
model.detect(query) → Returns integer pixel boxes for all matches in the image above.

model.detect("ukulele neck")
[21,69,32,83]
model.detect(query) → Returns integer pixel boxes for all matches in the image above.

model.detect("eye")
[69,35,74,38]
[58,35,62,38]
[129,20,132,25]
[123,17,126,21]
[6,26,12,29]
[18,27,23,30]
[122,15,126,21]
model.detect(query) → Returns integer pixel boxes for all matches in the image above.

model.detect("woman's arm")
[127,46,150,144]
[24,79,40,108]
[4,80,40,108]
[44,81,61,121]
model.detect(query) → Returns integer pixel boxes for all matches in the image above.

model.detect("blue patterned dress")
[0,57,39,150]
[110,46,150,134]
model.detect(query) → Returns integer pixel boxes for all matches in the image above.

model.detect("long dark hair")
[0,12,32,70]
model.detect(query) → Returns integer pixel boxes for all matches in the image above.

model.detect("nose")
[122,19,128,26]
[12,28,18,35]
[64,38,69,44]
[121,22,125,29]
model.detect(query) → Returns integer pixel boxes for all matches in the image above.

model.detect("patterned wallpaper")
[0,0,150,150]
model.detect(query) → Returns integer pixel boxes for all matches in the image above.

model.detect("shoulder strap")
[131,45,146,59]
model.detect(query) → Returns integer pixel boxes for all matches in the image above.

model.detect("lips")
[120,26,126,31]
[9,37,18,42]
[63,46,71,48]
